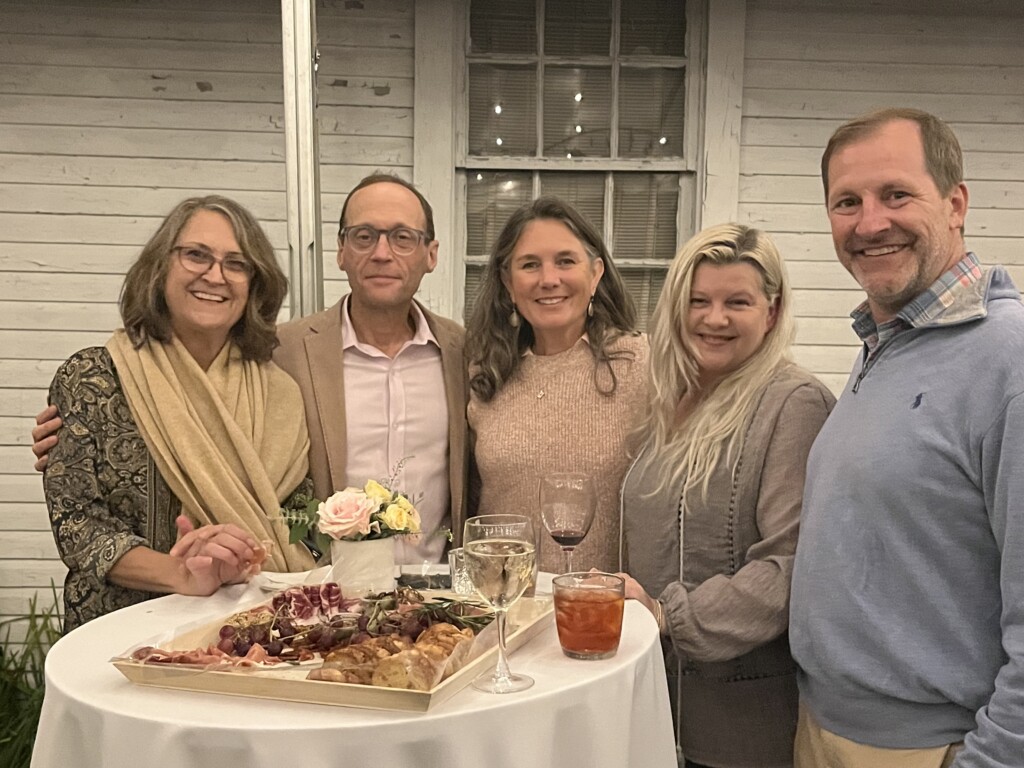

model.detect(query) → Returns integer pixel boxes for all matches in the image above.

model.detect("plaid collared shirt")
[851,252,982,355]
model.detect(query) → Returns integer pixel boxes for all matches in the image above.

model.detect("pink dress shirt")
[340,297,450,564]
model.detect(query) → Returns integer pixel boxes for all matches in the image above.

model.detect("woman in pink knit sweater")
[464,197,646,574]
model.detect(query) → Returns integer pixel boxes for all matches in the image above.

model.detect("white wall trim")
[700,0,746,227]
[413,0,460,320]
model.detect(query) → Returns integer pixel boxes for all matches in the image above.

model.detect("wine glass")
[539,473,596,573]
[463,514,537,694]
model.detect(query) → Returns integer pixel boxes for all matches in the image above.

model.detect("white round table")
[31,576,677,768]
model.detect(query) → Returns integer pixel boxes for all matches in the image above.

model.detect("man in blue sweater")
[790,108,1024,768]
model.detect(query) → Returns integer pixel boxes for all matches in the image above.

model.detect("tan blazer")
[273,297,468,544]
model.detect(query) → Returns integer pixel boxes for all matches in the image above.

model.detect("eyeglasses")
[340,225,428,257]
[172,245,254,283]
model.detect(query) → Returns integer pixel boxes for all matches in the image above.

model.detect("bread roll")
[371,649,440,691]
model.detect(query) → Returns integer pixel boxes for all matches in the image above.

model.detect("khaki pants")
[795,705,963,768]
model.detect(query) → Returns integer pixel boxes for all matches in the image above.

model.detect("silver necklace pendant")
[537,389,545,399]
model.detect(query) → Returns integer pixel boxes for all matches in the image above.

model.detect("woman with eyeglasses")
[43,196,315,632]
[465,196,645,573]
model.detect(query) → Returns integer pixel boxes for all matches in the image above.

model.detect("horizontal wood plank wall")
[0,0,412,636]
[740,0,1024,394]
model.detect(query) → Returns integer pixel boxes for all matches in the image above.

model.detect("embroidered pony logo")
[912,393,925,409]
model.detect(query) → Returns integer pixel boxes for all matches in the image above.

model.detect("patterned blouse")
[44,347,312,633]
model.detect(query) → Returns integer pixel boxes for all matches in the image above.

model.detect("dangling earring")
[587,295,595,318]
[509,305,521,328]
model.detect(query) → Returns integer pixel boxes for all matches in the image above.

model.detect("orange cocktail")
[553,573,625,660]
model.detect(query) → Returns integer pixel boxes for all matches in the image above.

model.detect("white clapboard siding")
[739,204,1021,238]
[740,146,1021,181]
[0,0,415,624]
[742,118,1024,154]
[0,95,413,138]
[0,446,36,474]
[742,0,1024,396]
[0,501,49,529]
[739,177,1024,209]
[0,560,67,589]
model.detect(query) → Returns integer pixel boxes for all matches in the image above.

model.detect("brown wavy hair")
[821,107,964,198]
[466,196,638,402]
[338,172,436,241]
[119,196,286,362]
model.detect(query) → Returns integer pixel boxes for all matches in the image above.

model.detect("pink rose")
[317,488,375,540]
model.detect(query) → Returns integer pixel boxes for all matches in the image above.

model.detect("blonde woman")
[619,224,835,768]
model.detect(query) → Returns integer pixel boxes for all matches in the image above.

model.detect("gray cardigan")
[621,364,834,768]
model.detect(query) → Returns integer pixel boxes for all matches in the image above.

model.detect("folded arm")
[658,384,831,662]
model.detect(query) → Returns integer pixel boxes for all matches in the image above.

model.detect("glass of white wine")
[463,514,537,693]
[540,473,596,573]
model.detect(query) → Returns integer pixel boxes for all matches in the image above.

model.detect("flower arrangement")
[286,479,422,557]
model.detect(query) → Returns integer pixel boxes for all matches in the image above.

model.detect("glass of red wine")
[539,473,596,574]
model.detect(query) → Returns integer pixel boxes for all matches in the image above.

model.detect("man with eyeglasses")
[32,174,467,565]
[273,174,467,565]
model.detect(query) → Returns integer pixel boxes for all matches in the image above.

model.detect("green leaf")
[288,518,310,545]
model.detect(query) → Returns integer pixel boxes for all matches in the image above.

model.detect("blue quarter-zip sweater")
[791,265,1024,767]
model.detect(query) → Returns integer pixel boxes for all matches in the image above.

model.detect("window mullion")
[604,172,614,256]
[610,0,620,160]
[536,0,545,158]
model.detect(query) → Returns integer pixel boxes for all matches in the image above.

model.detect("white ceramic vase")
[328,538,395,597]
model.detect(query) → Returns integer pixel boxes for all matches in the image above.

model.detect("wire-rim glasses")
[172,245,254,283]
[340,225,428,256]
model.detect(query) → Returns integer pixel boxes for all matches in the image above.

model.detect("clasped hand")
[169,516,267,596]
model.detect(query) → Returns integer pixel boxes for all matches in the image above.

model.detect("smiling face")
[338,182,438,315]
[685,261,777,385]
[163,209,250,356]
[826,119,968,323]
[502,218,605,355]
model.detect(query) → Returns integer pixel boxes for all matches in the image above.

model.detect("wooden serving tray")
[112,595,553,712]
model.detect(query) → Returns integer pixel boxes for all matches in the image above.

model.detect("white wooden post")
[413,0,460,319]
[281,0,324,318]
[700,0,746,228]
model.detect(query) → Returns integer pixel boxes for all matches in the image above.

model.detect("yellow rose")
[364,479,391,505]
[398,495,421,532]
[381,503,411,532]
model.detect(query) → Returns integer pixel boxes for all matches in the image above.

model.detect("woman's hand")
[616,571,660,618]
[170,516,267,586]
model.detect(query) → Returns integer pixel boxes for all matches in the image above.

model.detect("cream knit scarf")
[106,330,314,572]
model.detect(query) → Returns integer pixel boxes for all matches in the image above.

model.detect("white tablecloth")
[32,577,676,768]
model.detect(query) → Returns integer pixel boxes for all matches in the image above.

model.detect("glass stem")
[565,547,574,574]
[493,609,512,685]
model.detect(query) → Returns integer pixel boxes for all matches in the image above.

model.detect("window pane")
[620,267,667,331]
[540,172,604,233]
[544,0,611,56]
[620,0,686,56]
[464,264,489,324]
[470,0,537,55]
[543,67,611,158]
[612,173,678,260]
[619,67,685,158]
[468,64,537,156]
[466,171,533,256]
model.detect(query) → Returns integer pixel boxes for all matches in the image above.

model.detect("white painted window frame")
[411,0,744,323]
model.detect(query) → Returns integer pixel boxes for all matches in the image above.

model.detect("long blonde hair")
[641,223,795,496]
